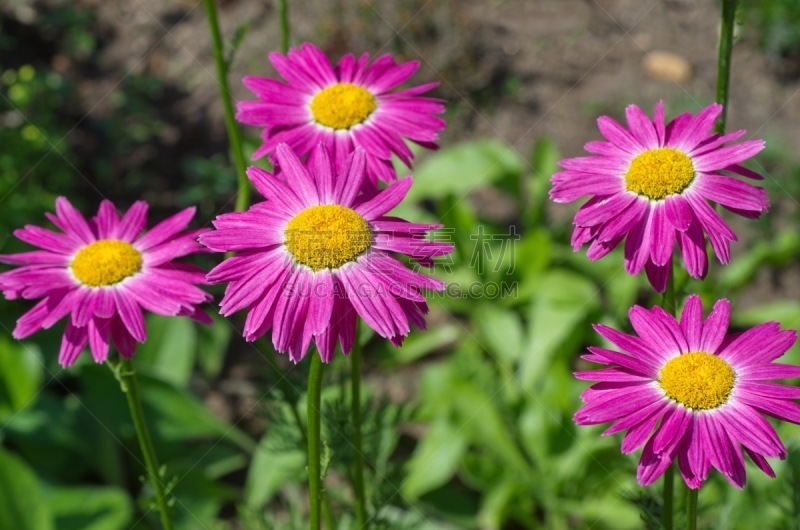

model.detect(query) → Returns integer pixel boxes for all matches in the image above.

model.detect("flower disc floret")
[625,147,695,200]
[659,352,735,410]
[285,205,371,270]
[310,83,377,130]
[71,240,142,287]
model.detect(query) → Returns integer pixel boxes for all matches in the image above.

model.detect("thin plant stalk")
[715,0,738,134]
[661,259,676,530]
[662,262,676,316]
[202,0,250,212]
[278,0,290,53]
[322,491,336,530]
[307,354,325,530]
[258,344,339,525]
[119,358,175,530]
[350,323,368,528]
[687,488,698,530]
[662,449,675,530]
[678,5,738,527]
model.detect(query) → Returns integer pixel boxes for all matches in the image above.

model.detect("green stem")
[258,344,331,526]
[662,260,676,316]
[322,490,336,530]
[278,0,290,53]
[119,359,174,530]
[202,0,250,212]
[663,464,675,530]
[350,325,368,529]
[715,0,738,134]
[686,487,698,530]
[307,354,324,530]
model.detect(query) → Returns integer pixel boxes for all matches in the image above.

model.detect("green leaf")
[170,467,238,530]
[604,268,640,320]
[478,479,533,530]
[245,429,306,508]
[135,314,197,387]
[225,21,251,69]
[419,361,531,475]
[720,230,800,293]
[197,313,232,379]
[138,374,255,453]
[3,394,90,482]
[531,137,559,180]
[48,486,133,530]
[403,419,468,499]
[437,193,479,267]
[0,447,54,530]
[520,270,599,389]
[514,229,552,283]
[406,140,525,202]
[378,324,461,365]
[526,137,560,226]
[77,365,255,454]
[556,497,641,529]
[417,484,481,529]
[472,304,523,362]
[732,301,800,328]
[0,337,43,418]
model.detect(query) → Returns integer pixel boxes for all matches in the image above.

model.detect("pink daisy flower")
[236,42,446,187]
[0,198,212,366]
[574,294,800,489]
[550,102,768,292]
[199,143,452,363]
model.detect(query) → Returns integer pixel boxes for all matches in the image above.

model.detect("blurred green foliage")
[741,0,800,61]
[0,63,78,248]
[5,113,800,530]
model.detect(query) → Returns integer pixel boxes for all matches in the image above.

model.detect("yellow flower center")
[658,352,735,410]
[310,83,377,130]
[625,147,695,201]
[71,240,142,287]
[285,205,371,270]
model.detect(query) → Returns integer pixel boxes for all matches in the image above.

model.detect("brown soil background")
[54,0,800,157]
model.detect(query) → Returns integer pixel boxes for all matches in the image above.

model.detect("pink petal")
[700,299,730,353]
[679,294,703,351]
[59,320,88,367]
[625,104,658,148]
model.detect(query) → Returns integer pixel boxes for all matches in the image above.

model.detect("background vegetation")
[2,0,800,528]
